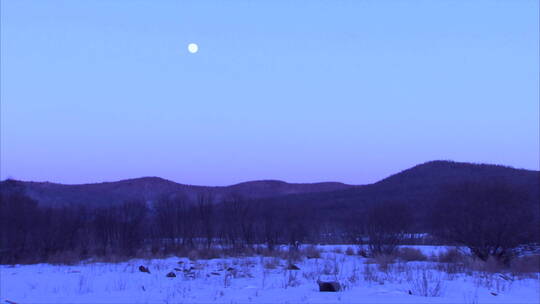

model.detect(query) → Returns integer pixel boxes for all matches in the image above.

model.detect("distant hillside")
[1,161,538,214]
[0,177,353,208]
[258,160,540,228]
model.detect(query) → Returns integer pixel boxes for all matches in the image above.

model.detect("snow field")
[1,245,539,304]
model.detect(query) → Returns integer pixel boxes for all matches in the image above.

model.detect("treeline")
[0,188,317,264]
[0,180,538,264]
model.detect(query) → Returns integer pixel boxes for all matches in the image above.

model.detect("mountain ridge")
[1,160,538,209]
[0,176,354,208]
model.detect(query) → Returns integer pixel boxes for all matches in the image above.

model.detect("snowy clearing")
[1,245,539,304]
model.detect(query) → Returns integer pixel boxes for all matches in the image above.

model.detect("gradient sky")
[1,0,539,185]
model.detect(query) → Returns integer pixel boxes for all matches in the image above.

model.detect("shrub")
[396,247,427,262]
[302,245,321,259]
[263,257,281,269]
[333,247,343,254]
[362,264,378,283]
[358,248,369,258]
[199,247,223,260]
[286,248,303,263]
[369,254,395,272]
[345,247,355,256]
[435,262,465,275]
[409,269,444,297]
[470,256,505,273]
[437,248,466,264]
[430,181,535,263]
[187,249,200,261]
[282,270,301,288]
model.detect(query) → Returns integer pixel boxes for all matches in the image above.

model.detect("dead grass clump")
[183,247,223,260]
[435,261,465,275]
[263,257,281,269]
[510,255,540,274]
[258,247,281,257]
[187,249,200,261]
[200,247,223,259]
[367,254,395,272]
[332,247,343,254]
[396,247,427,262]
[436,248,466,264]
[88,253,132,264]
[362,264,379,283]
[238,247,256,257]
[409,269,444,297]
[469,256,506,273]
[47,251,83,265]
[302,245,321,259]
[345,247,356,256]
[286,248,303,263]
[358,248,369,258]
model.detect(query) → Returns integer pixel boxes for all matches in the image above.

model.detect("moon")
[188,43,199,54]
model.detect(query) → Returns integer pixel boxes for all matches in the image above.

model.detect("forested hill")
[1,160,538,212]
[0,177,352,208]
[256,160,540,227]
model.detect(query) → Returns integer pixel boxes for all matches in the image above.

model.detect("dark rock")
[166,272,176,278]
[211,272,221,276]
[226,267,235,272]
[139,266,150,274]
[174,268,182,271]
[286,264,300,270]
[408,290,412,295]
[317,280,341,292]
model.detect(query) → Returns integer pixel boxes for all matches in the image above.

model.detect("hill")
[1,161,538,214]
[257,161,540,229]
[0,177,352,208]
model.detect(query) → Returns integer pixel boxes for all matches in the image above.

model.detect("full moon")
[187,43,198,54]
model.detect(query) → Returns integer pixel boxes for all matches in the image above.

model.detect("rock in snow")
[317,280,341,292]
[138,266,150,274]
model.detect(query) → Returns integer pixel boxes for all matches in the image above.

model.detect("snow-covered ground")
[1,245,539,304]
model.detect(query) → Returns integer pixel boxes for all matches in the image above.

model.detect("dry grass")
[510,255,540,275]
[301,245,321,259]
[332,247,343,254]
[47,251,84,265]
[367,254,395,272]
[469,256,506,273]
[436,248,466,264]
[186,248,223,261]
[345,247,356,256]
[262,257,281,269]
[396,247,427,262]
[409,268,444,297]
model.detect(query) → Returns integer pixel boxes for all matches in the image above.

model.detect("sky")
[1,0,539,186]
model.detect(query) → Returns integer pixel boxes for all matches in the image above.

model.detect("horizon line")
[2,159,538,187]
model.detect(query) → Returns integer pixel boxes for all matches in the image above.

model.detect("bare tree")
[431,181,535,264]
[196,192,215,248]
[365,202,411,256]
[154,194,191,250]
[221,194,256,249]
[0,189,40,263]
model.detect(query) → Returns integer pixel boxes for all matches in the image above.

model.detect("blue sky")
[1,0,538,185]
